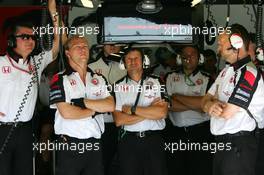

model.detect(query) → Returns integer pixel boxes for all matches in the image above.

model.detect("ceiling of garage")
[0,0,261,6]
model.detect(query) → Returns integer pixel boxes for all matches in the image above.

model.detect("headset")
[226,24,248,52]
[228,33,244,50]
[7,35,17,48]
[176,46,205,66]
[119,53,150,70]
[7,32,40,55]
[119,48,151,70]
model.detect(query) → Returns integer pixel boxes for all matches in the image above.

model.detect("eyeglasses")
[15,34,36,41]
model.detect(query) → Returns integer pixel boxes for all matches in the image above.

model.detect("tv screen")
[102,17,193,43]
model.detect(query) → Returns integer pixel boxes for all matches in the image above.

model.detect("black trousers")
[118,132,167,175]
[164,121,213,175]
[55,135,104,175]
[0,122,33,175]
[256,129,264,175]
[101,123,119,175]
[213,133,258,175]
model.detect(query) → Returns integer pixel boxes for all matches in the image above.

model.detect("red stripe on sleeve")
[244,71,256,87]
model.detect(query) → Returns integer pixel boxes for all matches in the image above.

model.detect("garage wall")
[68,7,98,48]
[203,4,262,68]
[203,5,261,50]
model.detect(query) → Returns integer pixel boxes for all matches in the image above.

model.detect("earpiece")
[143,54,150,68]
[7,35,16,48]
[229,33,243,50]
[119,53,151,70]
[119,59,126,70]
[176,53,204,65]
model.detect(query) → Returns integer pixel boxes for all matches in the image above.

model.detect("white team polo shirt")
[88,57,127,122]
[114,75,166,132]
[88,58,127,85]
[153,64,172,83]
[166,69,210,127]
[208,57,264,135]
[50,67,111,139]
[0,51,53,122]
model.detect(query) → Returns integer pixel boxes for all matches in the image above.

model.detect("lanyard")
[184,74,195,86]
[7,54,33,75]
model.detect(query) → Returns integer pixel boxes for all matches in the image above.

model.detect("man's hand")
[0,112,5,117]
[48,0,57,13]
[151,97,167,106]
[122,105,132,115]
[205,100,225,117]
[71,98,86,109]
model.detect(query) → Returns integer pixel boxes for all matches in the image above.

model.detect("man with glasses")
[165,45,213,175]
[0,0,66,175]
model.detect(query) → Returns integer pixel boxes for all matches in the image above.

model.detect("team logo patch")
[223,91,231,97]
[145,81,154,90]
[2,66,11,74]
[95,69,102,74]
[121,85,129,92]
[93,90,102,96]
[229,77,234,83]
[173,75,180,82]
[196,79,203,85]
[29,65,35,73]
[91,78,99,85]
[221,70,226,77]
[70,79,76,86]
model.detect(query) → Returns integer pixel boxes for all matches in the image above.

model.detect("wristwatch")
[131,105,137,115]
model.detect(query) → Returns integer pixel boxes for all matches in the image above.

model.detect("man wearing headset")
[165,45,213,175]
[88,44,127,175]
[0,0,66,175]
[113,48,168,175]
[49,35,114,175]
[201,24,264,175]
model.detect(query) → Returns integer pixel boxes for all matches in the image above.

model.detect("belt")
[124,130,160,138]
[215,130,256,140]
[0,121,28,127]
[181,121,210,132]
[59,135,100,143]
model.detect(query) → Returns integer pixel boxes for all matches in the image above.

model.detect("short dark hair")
[203,49,216,61]
[123,48,144,61]
[8,20,34,37]
[229,23,250,51]
[180,45,200,58]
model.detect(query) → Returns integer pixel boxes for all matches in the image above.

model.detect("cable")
[225,0,230,28]
[58,1,66,72]
[0,1,51,155]
[94,117,103,135]
[243,0,256,30]
[40,1,53,51]
[205,2,216,45]
[256,0,264,61]
[207,0,218,28]
[0,52,45,155]
[108,62,113,84]
[250,0,257,18]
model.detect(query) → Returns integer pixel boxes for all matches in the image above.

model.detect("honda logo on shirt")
[70,79,77,86]
[2,66,11,74]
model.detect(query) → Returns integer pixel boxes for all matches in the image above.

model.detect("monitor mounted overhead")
[98,3,193,44]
